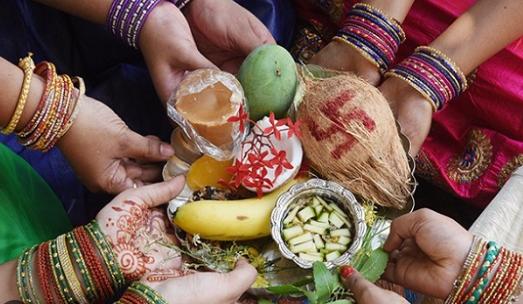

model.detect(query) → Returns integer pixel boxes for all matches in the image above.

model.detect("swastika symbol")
[306,90,376,159]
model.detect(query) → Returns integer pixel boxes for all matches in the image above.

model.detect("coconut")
[297,70,411,209]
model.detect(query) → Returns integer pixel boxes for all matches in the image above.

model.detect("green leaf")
[326,300,353,304]
[313,262,340,302]
[359,248,389,283]
[267,284,306,295]
[304,290,319,304]
[257,299,272,304]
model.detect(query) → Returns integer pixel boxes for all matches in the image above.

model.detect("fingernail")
[161,144,175,157]
[340,265,354,279]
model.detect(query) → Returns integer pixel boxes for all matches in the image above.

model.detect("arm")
[381,0,523,155]
[0,260,19,302]
[360,0,415,22]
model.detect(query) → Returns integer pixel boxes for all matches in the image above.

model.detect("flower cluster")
[225,107,302,197]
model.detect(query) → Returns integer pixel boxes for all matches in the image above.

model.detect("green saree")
[0,143,71,264]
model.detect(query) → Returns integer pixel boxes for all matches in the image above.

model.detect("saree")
[0,143,71,264]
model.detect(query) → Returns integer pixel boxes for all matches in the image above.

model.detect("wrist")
[139,1,179,51]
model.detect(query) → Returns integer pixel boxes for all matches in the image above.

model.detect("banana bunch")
[173,179,302,241]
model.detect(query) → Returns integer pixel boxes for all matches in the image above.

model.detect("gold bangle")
[56,234,89,304]
[384,71,438,112]
[2,53,36,134]
[332,36,382,70]
[352,3,406,42]
[58,77,85,139]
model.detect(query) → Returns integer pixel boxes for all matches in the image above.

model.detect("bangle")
[56,234,89,304]
[16,246,38,304]
[3,53,36,134]
[116,282,169,304]
[386,46,468,111]
[66,231,98,302]
[37,242,58,304]
[107,0,162,49]
[334,3,405,74]
[168,0,192,10]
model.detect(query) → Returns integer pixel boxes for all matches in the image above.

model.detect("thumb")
[223,259,258,296]
[230,4,275,55]
[340,266,380,304]
[131,175,186,208]
[126,130,175,162]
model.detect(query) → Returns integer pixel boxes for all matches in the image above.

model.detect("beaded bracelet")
[386,46,468,111]
[107,0,162,49]
[2,53,36,134]
[66,231,98,302]
[116,282,169,304]
[334,3,405,74]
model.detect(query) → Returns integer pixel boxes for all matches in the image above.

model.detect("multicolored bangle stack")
[168,0,191,10]
[385,46,468,111]
[107,0,163,49]
[16,221,126,304]
[445,236,523,304]
[116,282,169,304]
[334,3,406,74]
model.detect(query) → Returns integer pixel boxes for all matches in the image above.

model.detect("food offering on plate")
[161,44,416,302]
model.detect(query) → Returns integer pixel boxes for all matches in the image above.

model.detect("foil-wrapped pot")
[271,179,367,269]
[166,69,248,160]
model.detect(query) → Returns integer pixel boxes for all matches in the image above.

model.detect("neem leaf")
[359,248,389,283]
[267,284,306,295]
[313,262,340,302]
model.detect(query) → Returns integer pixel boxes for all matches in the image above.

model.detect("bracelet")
[107,0,162,49]
[56,234,89,304]
[117,282,169,304]
[168,0,192,10]
[2,53,36,134]
[385,46,468,111]
[334,3,405,74]
[66,231,98,302]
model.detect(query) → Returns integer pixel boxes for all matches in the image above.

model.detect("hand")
[143,259,257,304]
[340,266,408,304]
[57,95,175,194]
[96,176,185,281]
[378,77,433,156]
[184,0,275,74]
[309,40,381,86]
[139,1,216,102]
[383,209,474,298]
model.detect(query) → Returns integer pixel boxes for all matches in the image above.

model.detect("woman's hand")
[379,77,433,156]
[57,95,175,194]
[142,259,257,304]
[341,267,408,304]
[383,209,473,299]
[96,176,185,281]
[139,1,216,102]
[184,0,275,74]
[309,40,382,86]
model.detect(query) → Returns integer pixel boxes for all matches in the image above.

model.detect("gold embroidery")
[447,129,492,183]
[415,150,447,189]
[498,154,523,187]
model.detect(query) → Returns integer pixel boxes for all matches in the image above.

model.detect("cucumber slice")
[309,220,330,229]
[283,205,301,225]
[314,204,323,215]
[311,197,320,207]
[325,251,341,261]
[329,203,347,218]
[338,236,351,245]
[316,196,333,211]
[282,226,304,240]
[303,224,327,235]
[313,234,325,249]
[330,228,351,237]
[297,207,315,222]
[317,212,329,223]
[299,252,323,262]
[291,241,317,253]
[329,212,345,229]
[288,232,313,246]
[325,242,347,252]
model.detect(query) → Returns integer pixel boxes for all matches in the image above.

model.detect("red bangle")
[37,242,57,304]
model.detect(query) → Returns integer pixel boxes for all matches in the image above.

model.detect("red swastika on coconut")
[306,90,376,159]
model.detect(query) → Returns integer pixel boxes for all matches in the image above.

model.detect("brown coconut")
[297,72,411,209]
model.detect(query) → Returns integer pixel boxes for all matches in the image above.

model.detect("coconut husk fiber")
[297,70,411,209]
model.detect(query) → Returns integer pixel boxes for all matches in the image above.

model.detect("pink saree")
[295,0,523,208]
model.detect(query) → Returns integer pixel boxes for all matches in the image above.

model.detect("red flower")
[226,159,250,187]
[270,150,294,177]
[227,104,249,133]
[286,118,302,139]
[263,112,287,140]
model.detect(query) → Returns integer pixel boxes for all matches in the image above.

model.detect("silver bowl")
[270,178,367,269]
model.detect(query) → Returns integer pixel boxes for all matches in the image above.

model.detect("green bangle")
[16,246,38,304]
[85,221,126,289]
[49,239,75,303]
[129,282,169,304]
[67,232,98,302]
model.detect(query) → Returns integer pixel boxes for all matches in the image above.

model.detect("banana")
[173,178,302,241]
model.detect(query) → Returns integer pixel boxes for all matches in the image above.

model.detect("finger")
[224,259,258,295]
[384,209,433,252]
[126,131,175,162]
[131,175,185,208]
[125,163,162,182]
[340,266,381,304]
[104,161,135,194]
[230,3,275,55]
